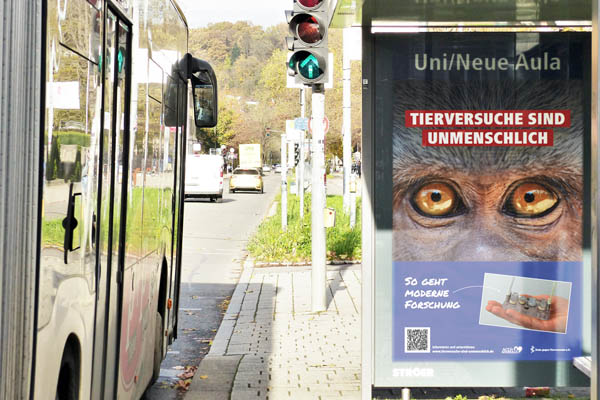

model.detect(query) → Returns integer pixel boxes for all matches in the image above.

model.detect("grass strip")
[248,189,362,263]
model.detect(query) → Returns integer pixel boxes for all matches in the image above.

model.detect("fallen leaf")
[175,379,192,391]
[199,375,208,379]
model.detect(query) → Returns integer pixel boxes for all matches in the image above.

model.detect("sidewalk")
[186,261,362,400]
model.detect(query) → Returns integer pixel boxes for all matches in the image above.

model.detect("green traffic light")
[299,54,320,80]
[289,51,324,82]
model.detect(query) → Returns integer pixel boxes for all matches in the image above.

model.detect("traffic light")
[285,0,329,85]
[294,144,300,166]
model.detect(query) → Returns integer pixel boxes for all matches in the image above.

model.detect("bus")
[0,0,217,399]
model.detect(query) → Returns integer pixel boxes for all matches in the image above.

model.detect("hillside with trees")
[188,22,362,162]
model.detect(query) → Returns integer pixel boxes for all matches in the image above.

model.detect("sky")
[177,0,288,29]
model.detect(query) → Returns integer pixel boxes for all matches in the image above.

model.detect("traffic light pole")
[311,84,326,313]
[299,132,305,219]
[342,34,352,213]
[300,87,305,219]
[281,134,288,231]
[350,173,357,228]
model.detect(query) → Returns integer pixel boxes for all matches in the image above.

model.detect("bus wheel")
[56,349,78,400]
[151,312,163,384]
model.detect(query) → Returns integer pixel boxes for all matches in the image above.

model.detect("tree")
[187,23,363,153]
[197,99,239,149]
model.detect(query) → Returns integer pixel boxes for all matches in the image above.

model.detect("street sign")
[286,119,296,134]
[295,117,309,131]
[286,119,302,142]
[308,117,329,134]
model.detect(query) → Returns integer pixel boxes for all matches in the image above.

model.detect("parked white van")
[185,153,224,202]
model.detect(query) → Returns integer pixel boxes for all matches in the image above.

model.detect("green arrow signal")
[300,54,318,68]
[299,55,319,79]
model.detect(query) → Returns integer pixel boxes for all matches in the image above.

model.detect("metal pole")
[350,173,356,228]
[299,131,305,219]
[311,85,326,312]
[342,28,352,213]
[592,0,600,395]
[401,388,411,400]
[300,88,305,218]
[301,87,306,118]
[281,134,288,231]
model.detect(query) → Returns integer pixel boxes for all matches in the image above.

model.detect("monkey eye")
[503,182,558,218]
[412,182,463,217]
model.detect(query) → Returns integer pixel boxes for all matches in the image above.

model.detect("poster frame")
[360,14,597,398]
[591,0,599,398]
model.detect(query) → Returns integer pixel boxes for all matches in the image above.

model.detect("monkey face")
[392,79,584,262]
[393,167,583,261]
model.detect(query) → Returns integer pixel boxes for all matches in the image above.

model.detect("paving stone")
[188,265,362,400]
[187,355,243,400]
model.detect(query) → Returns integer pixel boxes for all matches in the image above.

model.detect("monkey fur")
[392,80,583,261]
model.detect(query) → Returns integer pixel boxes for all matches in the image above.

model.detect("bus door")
[90,7,131,400]
[169,78,189,339]
[35,0,103,397]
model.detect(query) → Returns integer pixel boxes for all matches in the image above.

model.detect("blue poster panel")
[393,262,581,361]
[381,31,590,386]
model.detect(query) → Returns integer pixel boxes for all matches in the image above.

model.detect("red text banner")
[406,110,571,128]
[422,129,554,147]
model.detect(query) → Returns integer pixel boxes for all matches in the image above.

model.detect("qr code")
[405,327,430,353]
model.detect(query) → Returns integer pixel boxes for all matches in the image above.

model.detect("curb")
[208,257,254,355]
[187,258,255,399]
[185,354,243,400]
[253,259,362,268]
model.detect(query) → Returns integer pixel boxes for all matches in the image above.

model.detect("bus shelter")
[329,0,599,398]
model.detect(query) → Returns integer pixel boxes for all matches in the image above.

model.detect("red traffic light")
[296,15,323,44]
[289,13,326,46]
[297,0,323,10]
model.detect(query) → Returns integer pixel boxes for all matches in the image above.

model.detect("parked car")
[262,164,271,173]
[185,154,224,202]
[229,168,263,193]
[274,164,282,173]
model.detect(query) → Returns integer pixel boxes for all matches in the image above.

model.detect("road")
[144,173,281,399]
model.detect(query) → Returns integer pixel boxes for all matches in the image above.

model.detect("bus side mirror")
[168,54,218,128]
[191,74,218,128]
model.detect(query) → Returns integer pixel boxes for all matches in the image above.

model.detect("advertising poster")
[384,32,590,385]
